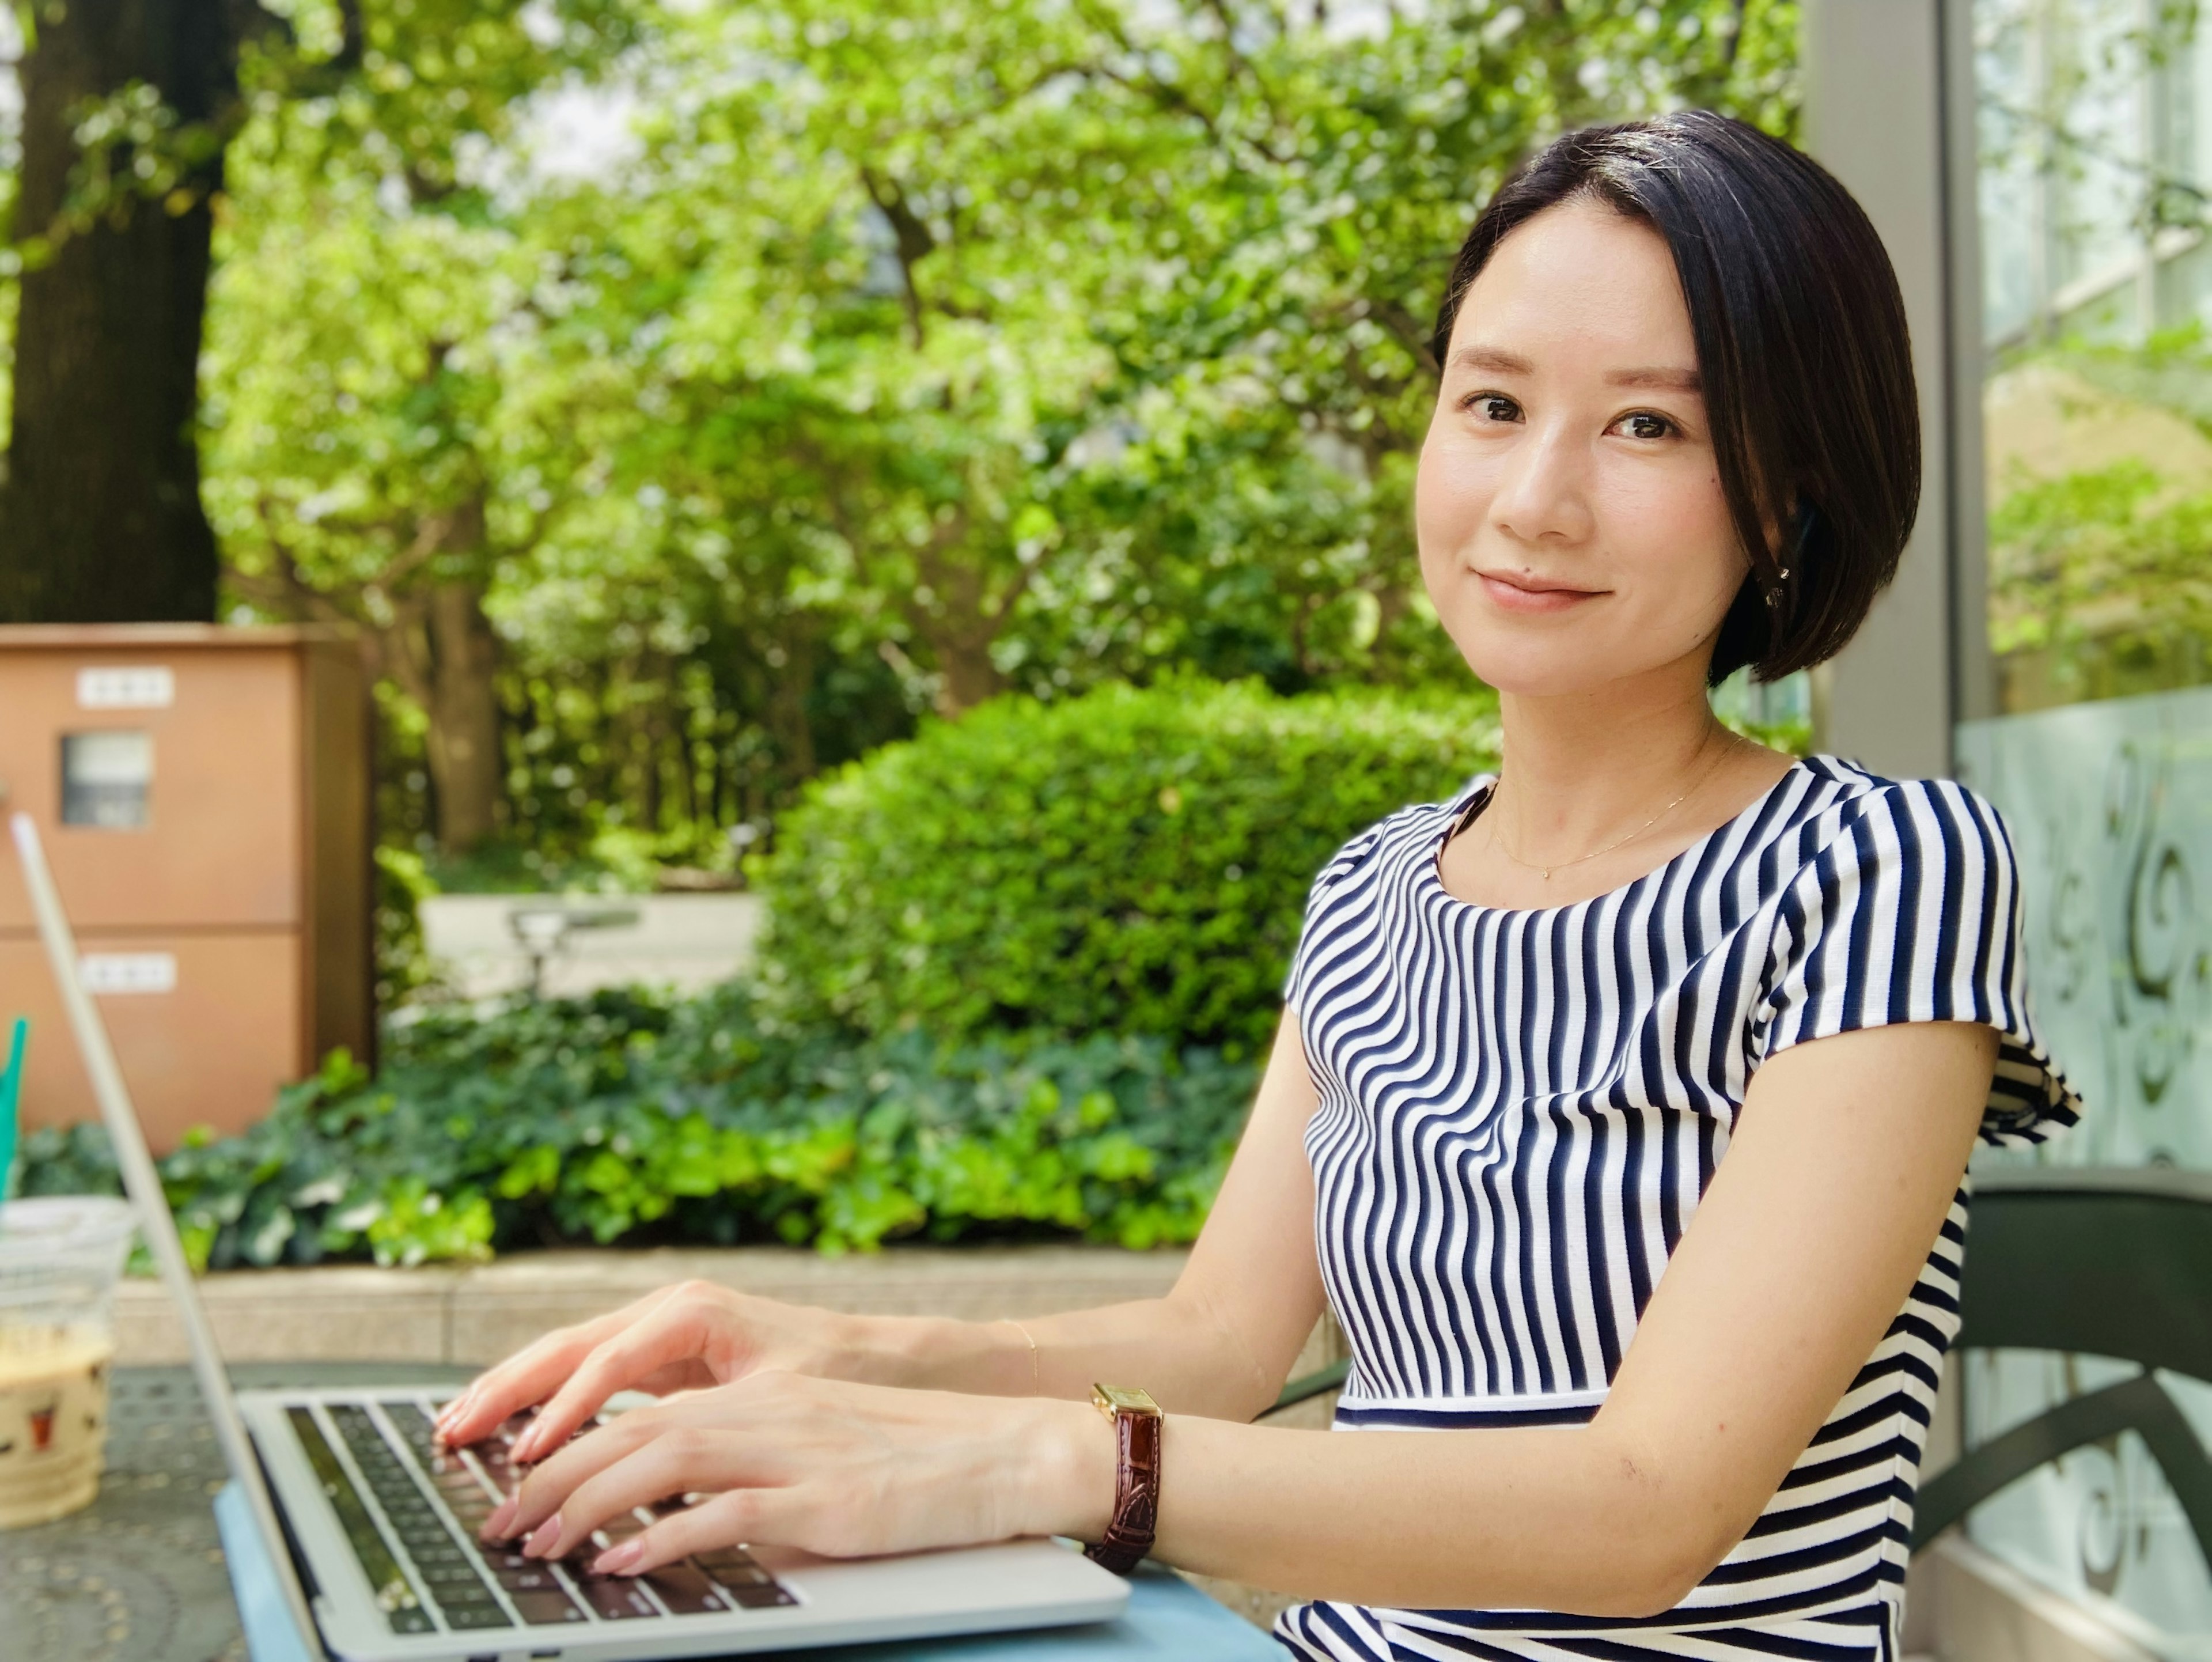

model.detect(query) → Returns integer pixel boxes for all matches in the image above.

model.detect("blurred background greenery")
[0,0,1801,879]
[1,0,1815,1258]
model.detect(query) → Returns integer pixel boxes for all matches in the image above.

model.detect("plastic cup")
[0,1195,135,1528]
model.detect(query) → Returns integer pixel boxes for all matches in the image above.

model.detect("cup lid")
[0,1195,137,1259]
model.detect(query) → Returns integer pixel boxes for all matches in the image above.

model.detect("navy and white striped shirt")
[1275,755,2080,1662]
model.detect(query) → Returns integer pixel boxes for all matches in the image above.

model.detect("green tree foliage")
[755,678,1502,1053]
[191,0,1797,866]
[199,1,656,850]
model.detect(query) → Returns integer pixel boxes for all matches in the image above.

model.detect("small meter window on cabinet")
[60,731,153,828]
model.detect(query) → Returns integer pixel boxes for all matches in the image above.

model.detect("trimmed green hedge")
[754,679,1502,1054]
[18,985,1256,1269]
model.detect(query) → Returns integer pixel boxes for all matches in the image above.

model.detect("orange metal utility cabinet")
[0,626,372,1150]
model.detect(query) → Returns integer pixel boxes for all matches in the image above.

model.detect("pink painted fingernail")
[480,1496,517,1542]
[522,1515,563,1558]
[593,1540,644,1577]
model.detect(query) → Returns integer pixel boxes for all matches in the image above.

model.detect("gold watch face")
[1090,1383,1162,1417]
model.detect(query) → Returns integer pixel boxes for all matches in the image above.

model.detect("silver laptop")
[8,811,1131,1660]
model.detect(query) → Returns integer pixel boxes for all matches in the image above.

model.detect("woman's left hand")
[482,1371,1116,1576]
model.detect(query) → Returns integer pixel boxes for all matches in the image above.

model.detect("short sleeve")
[1283,821,1392,1017]
[1750,779,2083,1148]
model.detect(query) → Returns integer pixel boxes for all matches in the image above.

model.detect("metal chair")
[1263,1166,2212,1569]
[1912,1165,2212,1558]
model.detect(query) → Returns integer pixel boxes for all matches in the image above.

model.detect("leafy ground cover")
[20,985,1254,1270]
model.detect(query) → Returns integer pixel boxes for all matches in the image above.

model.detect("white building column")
[1801,0,1990,776]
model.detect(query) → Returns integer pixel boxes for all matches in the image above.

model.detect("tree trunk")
[764,620,817,785]
[421,581,502,854]
[929,633,1003,716]
[0,0,257,622]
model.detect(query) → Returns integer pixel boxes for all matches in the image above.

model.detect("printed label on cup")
[0,1326,115,1530]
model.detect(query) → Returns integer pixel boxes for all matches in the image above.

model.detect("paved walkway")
[417,893,762,997]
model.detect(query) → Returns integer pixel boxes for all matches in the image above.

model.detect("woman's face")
[1415,197,1751,698]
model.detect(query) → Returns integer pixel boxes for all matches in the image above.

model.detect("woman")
[437,112,2080,1660]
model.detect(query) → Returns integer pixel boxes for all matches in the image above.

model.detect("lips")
[1475,569,1605,614]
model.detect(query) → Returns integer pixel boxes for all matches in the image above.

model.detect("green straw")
[0,1016,24,1205]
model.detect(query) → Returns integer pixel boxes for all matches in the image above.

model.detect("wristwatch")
[1083,1384,1162,1576]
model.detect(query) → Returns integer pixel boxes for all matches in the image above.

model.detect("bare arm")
[498,1017,1994,1621]
[1111,1017,1997,1611]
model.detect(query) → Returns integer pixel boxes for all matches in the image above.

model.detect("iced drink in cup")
[0,1195,135,1528]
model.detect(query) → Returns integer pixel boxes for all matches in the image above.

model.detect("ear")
[1753,489,1800,567]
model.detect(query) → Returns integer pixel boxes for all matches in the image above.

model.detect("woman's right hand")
[434,1279,854,1464]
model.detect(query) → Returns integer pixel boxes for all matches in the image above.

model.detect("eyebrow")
[1606,365,1702,393]
[1448,344,1702,395]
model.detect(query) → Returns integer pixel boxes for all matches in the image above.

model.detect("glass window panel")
[1979,0,2212,714]
[59,731,152,830]
[1960,6,2212,1641]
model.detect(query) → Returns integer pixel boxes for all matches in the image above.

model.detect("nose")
[1487,418,1595,548]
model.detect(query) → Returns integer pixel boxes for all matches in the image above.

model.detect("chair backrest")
[1914,1165,2212,1555]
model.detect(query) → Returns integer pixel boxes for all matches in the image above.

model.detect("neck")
[1490,661,1727,851]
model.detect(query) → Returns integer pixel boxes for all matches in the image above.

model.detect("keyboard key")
[443,1602,514,1630]
[382,1402,439,1444]
[578,1578,660,1620]
[731,1583,800,1608]
[694,1546,793,1604]
[639,1561,736,1614]
[695,1547,768,1582]
[491,1563,565,1594]
[287,1409,426,1631]
[511,1589,588,1625]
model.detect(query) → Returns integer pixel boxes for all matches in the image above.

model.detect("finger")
[436,1337,590,1450]
[526,1430,741,1562]
[513,1303,729,1463]
[493,1410,662,1544]
[494,1387,745,1544]
[435,1314,628,1448]
[593,1487,800,1578]
[442,1285,687,1449]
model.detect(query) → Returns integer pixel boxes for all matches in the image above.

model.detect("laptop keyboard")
[285,1396,797,1634]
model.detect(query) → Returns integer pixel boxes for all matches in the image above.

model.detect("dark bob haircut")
[1432,111,1920,687]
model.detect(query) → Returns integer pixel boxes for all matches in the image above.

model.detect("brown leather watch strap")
[1083,1396,1162,1575]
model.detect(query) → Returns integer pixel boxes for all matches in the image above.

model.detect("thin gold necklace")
[1487,733,1736,882]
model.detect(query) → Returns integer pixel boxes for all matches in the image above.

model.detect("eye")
[1611,411,1676,441]
[1462,392,1523,424]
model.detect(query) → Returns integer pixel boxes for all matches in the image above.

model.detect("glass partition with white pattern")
[1955,2,2212,1646]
